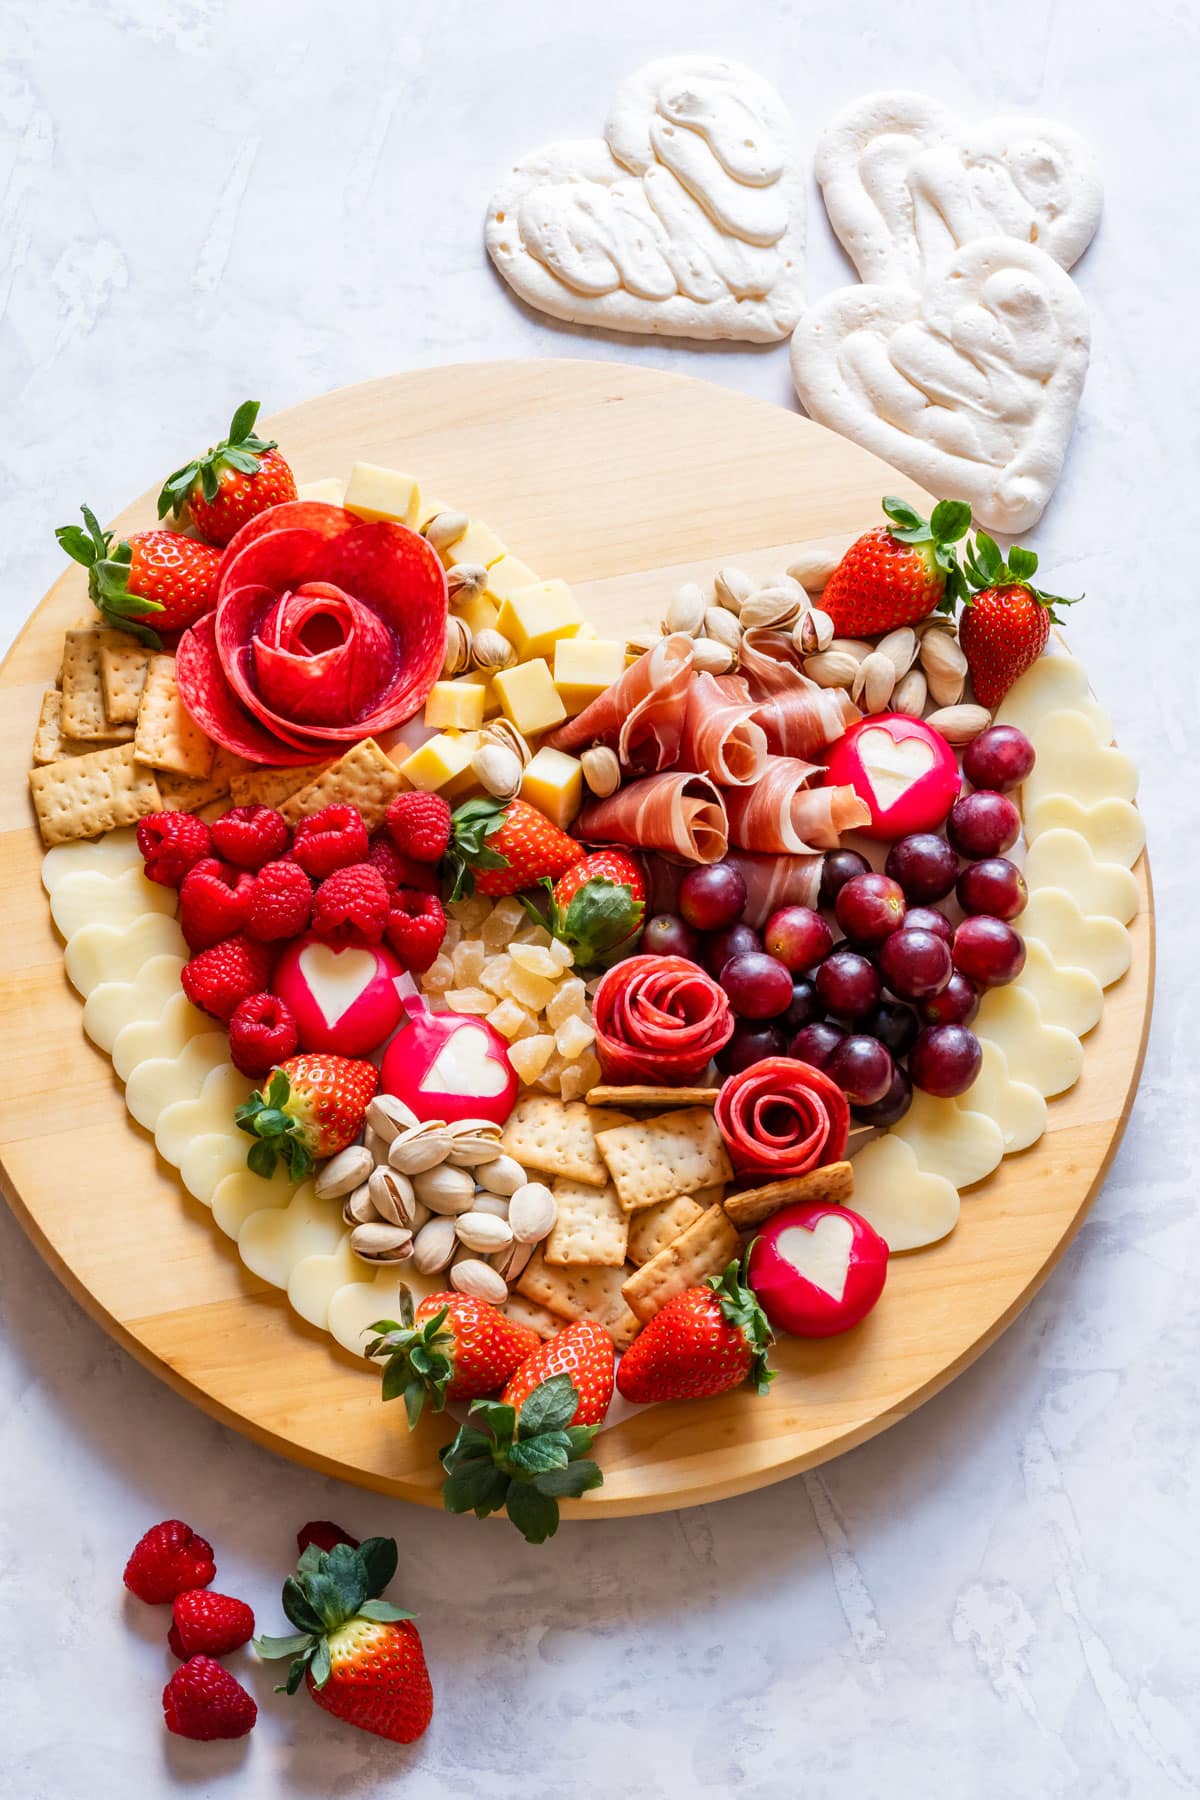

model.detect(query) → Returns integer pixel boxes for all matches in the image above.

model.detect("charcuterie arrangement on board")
[30,398,1144,1553]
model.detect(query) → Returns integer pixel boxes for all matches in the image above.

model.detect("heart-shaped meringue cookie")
[485,55,804,342]
[790,238,1090,534]
[816,90,1102,288]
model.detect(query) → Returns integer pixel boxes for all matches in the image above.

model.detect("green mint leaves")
[440,1374,603,1544]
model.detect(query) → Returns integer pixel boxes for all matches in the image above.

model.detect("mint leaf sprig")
[440,1373,603,1544]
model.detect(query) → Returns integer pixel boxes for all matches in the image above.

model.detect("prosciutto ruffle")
[676,673,769,786]
[738,628,860,760]
[576,772,728,865]
[715,1056,850,1178]
[592,954,734,1084]
[724,758,870,854]
[549,634,694,772]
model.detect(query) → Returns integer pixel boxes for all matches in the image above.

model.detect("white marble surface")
[1,2,1196,1794]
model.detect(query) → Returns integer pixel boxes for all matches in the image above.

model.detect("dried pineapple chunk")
[555,1014,596,1061]
[508,1033,557,1084]
[487,998,534,1040]
[480,954,513,998]
[452,938,486,984]
[549,937,574,969]
[449,896,490,931]
[509,943,561,979]
[546,976,587,1030]
[445,987,493,1015]
[482,897,525,947]
[504,965,559,1012]
[422,954,454,993]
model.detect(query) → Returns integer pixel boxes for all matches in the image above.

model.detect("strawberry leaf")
[439,1378,604,1542]
[254,1631,314,1660]
[309,1638,332,1690]
[707,1252,776,1395]
[505,1482,560,1544]
[531,1459,604,1500]
[357,1599,414,1624]
[506,1433,573,1476]
[442,1456,510,1517]
[357,1536,399,1598]
[157,398,278,521]
[881,495,925,534]
[929,499,972,545]
[517,1372,578,1437]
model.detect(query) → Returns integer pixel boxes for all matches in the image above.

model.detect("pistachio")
[508,1181,558,1243]
[472,628,518,672]
[472,741,523,800]
[786,546,843,593]
[713,566,755,614]
[342,1183,376,1226]
[581,745,621,798]
[691,637,735,675]
[449,1258,508,1304]
[445,1130,506,1168]
[446,561,488,600]
[919,628,968,709]
[350,1222,414,1263]
[793,607,834,656]
[413,1162,477,1214]
[830,637,875,663]
[314,1144,374,1200]
[387,1124,453,1175]
[875,626,918,681]
[925,703,992,744]
[803,649,860,689]
[625,628,664,657]
[362,1124,389,1163]
[665,582,706,635]
[703,607,743,652]
[740,589,801,632]
[853,650,898,715]
[411,1215,459,1275]
[469,1192,511,1218]
[494,1238,535,1284]
[476,1154,527,1197]
[368,1165,417,1227]
[454,1210,515,1254]
[442,614,472,678]
[367,1094,422,1143]
[423,509,469,554]
[891,667,928,717]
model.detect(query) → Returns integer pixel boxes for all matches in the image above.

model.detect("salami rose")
[592,954,735,1084]
[715,1055,850,1178]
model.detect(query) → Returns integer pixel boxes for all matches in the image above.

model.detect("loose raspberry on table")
[227,991,298,1077]
[292,804,369,878]
[124,1519,216,1605]
[170,1588,255,1659]
[384,887,447,973]
[210,804,290,870]
[311,863,390,946]
[296,1519,359,1556]
[182,935,276,1023]
[386,791,452,864]
[367,835,439,895]
[163,1656,257,1741]
[137,812,212,887]
[244,858,313,942]
[179,858,255,951]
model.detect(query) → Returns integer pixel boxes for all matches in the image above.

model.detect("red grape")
[902,905,954,943]
[679,862,747,932]
[834,872,906,947]
[953,916,1026,988]
[781,976,822,1035]
[815,949,882,1020]
[884,833,959,904]
[956,857,1027,920]
[788,1020,846,1069]
[878,927,953,1000]
[910,1024,982,1097]
[920,972,979,1027]
[948,790,1020,858]
[826,1034,894,1106]
[702,922,761,978]
[819,849,871,909]
[764,905,833,972]
[721,951,794,1019]
[716,1020,785,1076]
[963,725,1035,793]
[863,999,920,1058]
[852,1064,913,1128]
[643,913,699,960]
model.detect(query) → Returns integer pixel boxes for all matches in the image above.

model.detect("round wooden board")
[0,361,1153,1517]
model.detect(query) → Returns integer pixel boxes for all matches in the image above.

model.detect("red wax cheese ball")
[824,714,961,842]
[963,724,1036,792]
[748,1202,888,1337]
[953,916,1026,988]
[380,1007,518,1128]
[947,790,1020,859]
[273,933,406,1056]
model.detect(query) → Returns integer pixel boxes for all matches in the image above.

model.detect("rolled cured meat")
[593,954,734,1084]
[715,1056,850,1178]
[576,772,728,865]
[676,673,769,786]
[724,757,869,854]
[548,635,694,772]
[738,628,860,759]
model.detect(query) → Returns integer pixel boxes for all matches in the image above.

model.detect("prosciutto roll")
[576,772,728,865]
[549,634,694,772]
[715,1056,850,1178]
[738,628,860,759]
[724,757,869,854]
[592,954,734,1084]
[676,673,769,786]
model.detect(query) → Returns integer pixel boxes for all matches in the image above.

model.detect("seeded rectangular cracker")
[60,629,139,741]
[503,1295,566,1340]
[156,746,250,812]
[228,760,332,809]
[32,689,83,765]
[545,1177,628,1268]
[100,642,150,724]
[587,1084,720,1109]
[722,1161,855,1229]
[500,1097,636,1189]
[626,1190,712,1267]
[279,738,401,834]
[595,1107,733,1213]
[621,1204,742,1324]
[515,1251,640,1351]
[28,742,161,846]
[134,654,217,779]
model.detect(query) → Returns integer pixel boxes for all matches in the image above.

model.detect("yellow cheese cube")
[496,580,584,663]
[296,476,345,505]
[484,555,541,602]
[343,463,422,527]
[441,519,507,570]
[451,670,501,719]
[520,746,583,830]
[455,591,501,637]
[397,731,480,798]
[424,681,486,733]
[576,622,599,641]
[417,493,453,528]
[553,637,625,716]
[493,659,568,736]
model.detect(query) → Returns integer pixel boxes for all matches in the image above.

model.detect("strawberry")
[616,1256,774,1405]
[367,834,439,894]
[170,1588,255,1659]
[124,1519,216,1604]
[210,803,290,869]
[523,850,645,967]
[244,858,313,942]
[228,992,299,1079]
[384,888,446,972]
[182,934,275,1022]
[235,1053,378,1179]
[958,533,1079,709]
[163,1656,257,1740]
[385,791,452,864]
[297,1520,359,1556]
[179,856,255,949]
[311,863,390,946]
[446,796,585,900]
[292,804,369,878]
[136,811,212,887]
[158,400,298,547]
[56,504,221,647]
[439,1372,604,1543]
[501,1320,615,1426]
[821,496,972,637]
[367,1289,539,1427]
[256,1537,431,1745]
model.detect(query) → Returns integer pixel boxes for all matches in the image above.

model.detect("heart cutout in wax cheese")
[774,1213,855,1302]
[485,55,804,343]
[422,1023,509,1099]
[857,727,935,810]
[298,943,379,1027]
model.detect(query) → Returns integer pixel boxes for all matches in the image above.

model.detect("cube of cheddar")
[451,670,501,719]
[296,476,346,505]
[397,731,480,799]
[441,519,507,570]
[496,580,584,663]
[492,659,567,736]
[484,555,541,603]
[424,681,486,733]
[455,591,501,637]
[520,746,583,830]
[553,637,624,717]
[344,463,422,527]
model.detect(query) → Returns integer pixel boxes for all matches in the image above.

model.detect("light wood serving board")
[0,361,1153,1517]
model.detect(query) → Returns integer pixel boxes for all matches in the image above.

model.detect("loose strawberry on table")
[617,1257,774,1405]
[821,496,972,637]
[157,400,298,547]
[297,1520,359,1556]
[56,504,222,647]
[959,533,1078,708]
[163,1656,258,1742]
[236,1053,378,1179]
[439,1372,605,1543]
[367,1288,540,1427]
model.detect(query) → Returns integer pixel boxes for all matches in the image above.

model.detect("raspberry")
[311,863,390,946]
[227,992,299,1077]
[296,1519,360,1556]
[163,1656,257,1741]
[124,1519,216,1605]
[171,1588,255,1658]
[384,888,447,973]
[136,812,212,887]
[386,791,452,864]
[367,835,439,894]
[292,804,369,878]
[245,858,313,942]
[210,804,290,869]
[179,858,255,951]
[181,935,275,1023]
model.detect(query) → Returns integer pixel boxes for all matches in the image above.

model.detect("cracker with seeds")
[60,629,139,741]
[595,1107,733,1213]
[133,654,216,779]
[516,1251,640,1351]
[32,689,85,765]
[500,1098,636,1189]
[503,1295,564,1340]
[545,1178,628,1268]
[279,738,401,834]
[722,1161,854,1229]
[626,1191,711,1267]
[229,760,332,809]
[100,641,151,725]
[621,1204,742,1324]
[156,746,250,812]
[29,742,161,846]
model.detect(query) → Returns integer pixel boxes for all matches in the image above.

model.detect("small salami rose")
[748,1202,887,1337]
[592,954,735,1085]
[272,933,405,1057]
[715,1055,849,1178]
[823,713,961,841]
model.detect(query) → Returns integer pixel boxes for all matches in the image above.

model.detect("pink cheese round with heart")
[747,1201,888,1337]
[272,933,406,1056]
[380,1008,518,1127]
[824,713,961,841]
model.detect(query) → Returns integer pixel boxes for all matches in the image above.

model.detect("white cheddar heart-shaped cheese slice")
[1024,794,1145,870]
[1020,889,1131,989]
[298,942,379,1027]
[975,985,1082,1097]
[329,1266,441,1359]
[211,1164,297,1241]
[125,1033,230,1132]
[289,1234,371,1331]
[239,1184,343,1291]
[1024,711,1138,814]
[180,1131,254,1207]
[50,864,176,939]
[856,726,934,810]
[66,912,185,998]
[848,1134,960,1252]
[41,829,142,895]
[112,989,214,1084]
[1018,938,1103,1038]
[994,654,1113,743]
[82,955,185,1052]
[961,1041,1046,1155]
[422,1024,509,1098]
[155,1063,253,1167]
[892,1090,1004,1190]
[1023,829,1139,925]
[774,1213,855,1300]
